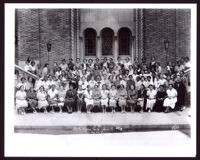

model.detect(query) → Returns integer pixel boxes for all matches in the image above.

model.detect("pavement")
[6,131,193,157]
[14,108,191,135]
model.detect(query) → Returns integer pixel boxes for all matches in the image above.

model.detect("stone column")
[114,36,118,62]
[70,9,75,61]
[97,36,101,59]
[79,36,83,61]
[131,36,135,64]
[135,9,139,63]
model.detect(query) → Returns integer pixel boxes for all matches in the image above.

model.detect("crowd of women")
[15,56,190,115]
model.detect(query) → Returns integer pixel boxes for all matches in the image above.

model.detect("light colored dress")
[58,89,66,107]
[101,89,109,106]
[118,89,127,107]
[84,90,93,106]
[146,89,157,110]
[15,90,28,108]
[37,91,49,109]
[47,89,58,106]
[92,88,101,106]
[109,89,118,107]
[163,88,177,109]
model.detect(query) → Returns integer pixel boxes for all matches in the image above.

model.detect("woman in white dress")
[57,85,67,112]
[100,84,109,113]
[47,84,58,112]
[109,85,118,113]
[163,84,177,113]
[84,85,93,113]
[36,86,49,113]
[146,84,157,112]
[118,84,127,113]
[15,85,28,115]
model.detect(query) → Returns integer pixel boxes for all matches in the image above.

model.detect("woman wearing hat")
[15,85,28,115]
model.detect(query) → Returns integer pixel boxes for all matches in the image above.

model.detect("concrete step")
[14,109,191,135]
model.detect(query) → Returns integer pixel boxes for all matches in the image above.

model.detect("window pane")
[119,28,131,55]
[101,28,114,55]
[84,29,96,56]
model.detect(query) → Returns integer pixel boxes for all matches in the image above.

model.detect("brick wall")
[143,9,191,66]
[16,9,40,62]
[16,9,191,67]
[16,9,71,68]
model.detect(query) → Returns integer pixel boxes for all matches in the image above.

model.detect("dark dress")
[137,89,147,111]
[154,90,167,112]
[174,81,186,110]
[64,88,77,111]
[126,80,135,91]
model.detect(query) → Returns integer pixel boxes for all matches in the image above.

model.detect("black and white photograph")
[5,3,197,157]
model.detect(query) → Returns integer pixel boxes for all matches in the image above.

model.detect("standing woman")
[15,85,28,115]
[118,84,127,113]
[163,84,177,113]
[27,87,38,113]
[100,84,109,113]
[37,86,49,113]
[146,84,157,112]
[29,61,37,75]
[64,84,77,113]
[42,63,49,77]
[109,85,118,113]
[127,84,138,113]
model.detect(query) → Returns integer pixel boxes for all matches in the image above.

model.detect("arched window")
[84,28,97,56]
[101,28,114,56]
[118,28,131,55]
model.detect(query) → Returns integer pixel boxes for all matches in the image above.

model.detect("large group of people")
[15,56,190,115]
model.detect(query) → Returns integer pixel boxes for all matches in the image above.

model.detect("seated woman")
[47,84,59,113]
[84,85,93,113]
[77,85,85,113]
[57,85,67,112]
[118,84,127,113]
[15,85,28,115]
[146,84,157,112]
[127,84,138,113]
[92,85,101,112]
[163,84,177,113]
[64,84,77,113]
[154,85,167,112]
[36,86,49,113]
[137,84,147,112]
[100,84,109,113]
[109,85,118,113]
[27,87,38,113]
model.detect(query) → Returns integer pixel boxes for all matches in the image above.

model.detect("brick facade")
[15,9,191,67]
[16,9,71,67]
[143,9,190,66]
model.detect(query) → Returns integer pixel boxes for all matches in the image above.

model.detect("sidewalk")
[15,108,191,135]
